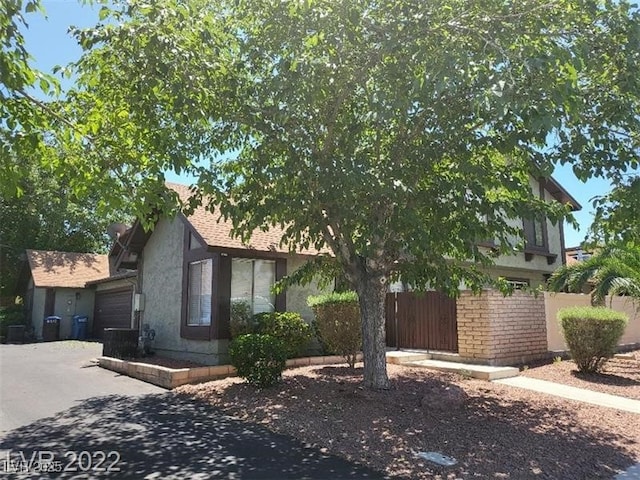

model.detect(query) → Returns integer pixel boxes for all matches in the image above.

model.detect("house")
[565,246,593,265]
[113,183,331,365]
[24,250,110,340]
[386,176,582,365]
[111,175,579,367]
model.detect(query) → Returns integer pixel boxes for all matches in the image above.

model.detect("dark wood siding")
[93,288,133,339]
[385,292,458,352]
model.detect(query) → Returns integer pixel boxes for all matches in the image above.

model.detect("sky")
[24,0,618,248]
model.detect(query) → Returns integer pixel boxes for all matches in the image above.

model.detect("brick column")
[457,290,549,366]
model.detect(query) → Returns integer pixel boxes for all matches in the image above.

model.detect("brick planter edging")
[97,353,363,389]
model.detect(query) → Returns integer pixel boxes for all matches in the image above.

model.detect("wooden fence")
[385,292,458,352]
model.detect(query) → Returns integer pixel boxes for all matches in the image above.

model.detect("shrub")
[230,299,254,337]
[228,334,287,388]
[253,311,312,358]
[0,307,26,338]
[558,306,628,373]
[307,291,361,368]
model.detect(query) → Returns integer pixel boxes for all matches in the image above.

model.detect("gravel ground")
[123,355,205,368]
[178,363,640,479]
[522,350,640,400]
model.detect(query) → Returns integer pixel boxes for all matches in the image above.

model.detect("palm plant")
[548,244,640,306]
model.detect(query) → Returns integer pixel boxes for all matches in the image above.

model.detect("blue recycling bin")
[72,315,89,340]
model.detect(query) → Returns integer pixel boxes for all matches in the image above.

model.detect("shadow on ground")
[0,393,385,479]
[185,366,639,479]
[572,370,640,387]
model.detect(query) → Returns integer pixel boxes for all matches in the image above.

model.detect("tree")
[548,243,640,306]
[0,156,132,296]
[0,0,61,198]
[589,175,640,245]
[48,0,640,388]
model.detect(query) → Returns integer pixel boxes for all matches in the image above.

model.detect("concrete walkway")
[494,376,640,414]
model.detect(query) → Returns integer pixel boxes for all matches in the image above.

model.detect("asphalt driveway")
[0,342,384,479]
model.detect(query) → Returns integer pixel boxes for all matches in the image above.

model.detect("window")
[187,259,213,326]
[505,278,530,290]
[523,182,548,251]
[231,258,276,314]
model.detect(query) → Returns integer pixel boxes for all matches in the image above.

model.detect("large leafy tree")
[0,156,132,296]
[589,175,640,244]
[0,0,61,197]
[42,0,640,388]
[548,243,640,306]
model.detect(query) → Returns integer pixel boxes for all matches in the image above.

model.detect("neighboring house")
[565,246,593,265]
[24,250,110,340]
[114,183,331,365]
[482,176,581,288]
[387,176,581,365]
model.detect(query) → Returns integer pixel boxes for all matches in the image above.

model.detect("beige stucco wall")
[487,177,564,276]
[53,287,95,340]
[30,285,95,340]
[545,292,640,351]
[285,255,333,324]
[30,284,46,338]
[141,217,227,365]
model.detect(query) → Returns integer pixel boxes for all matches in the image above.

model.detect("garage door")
[93,288,133,338]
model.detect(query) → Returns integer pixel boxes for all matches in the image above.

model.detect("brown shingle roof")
[167,182,327,255]
[26,250,110,288]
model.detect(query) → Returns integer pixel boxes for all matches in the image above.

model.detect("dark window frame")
[523,182,549,253]
[181,225,216,340]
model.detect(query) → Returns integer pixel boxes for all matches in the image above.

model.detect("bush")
[558,306,628,373]
[0,307,26,338]
[307,291,361,368]
[253,311,312,358]
[230,299,254,337]
[229,334,287,388]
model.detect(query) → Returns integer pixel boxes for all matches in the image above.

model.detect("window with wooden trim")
[231,258,276,314]
[187,259,213,326]
[523,182,548,251]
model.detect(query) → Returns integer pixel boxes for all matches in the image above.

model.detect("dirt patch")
[177,363,640,479]
[124,355,205,369]
[523,350,640,400]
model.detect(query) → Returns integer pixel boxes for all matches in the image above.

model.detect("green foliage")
[558,306,628,373]
[0,306,26,338]
[307,291,359,308]
[308,291,362,368]
[228,334,287,388]
[252,311,312,359]
[8,0,639,388]
[548,244,640,306]
[229,300,253,337]
[590,176,640,245]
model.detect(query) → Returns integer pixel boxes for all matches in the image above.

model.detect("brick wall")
[457,290,548,366]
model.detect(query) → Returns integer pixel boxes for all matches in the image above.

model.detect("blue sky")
[25,0,616,247]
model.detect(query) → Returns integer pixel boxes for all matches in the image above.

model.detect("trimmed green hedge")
[307,291,361,368]
[252,311,312,359]
[558,306,628,373]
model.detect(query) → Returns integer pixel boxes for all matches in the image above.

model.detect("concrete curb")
[97,353,363,389]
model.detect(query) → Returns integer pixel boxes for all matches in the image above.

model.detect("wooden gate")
[385,292,458,352]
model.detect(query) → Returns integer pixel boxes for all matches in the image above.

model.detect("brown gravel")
[124,355,205,369]
[177,363,640,479]
[522,350,640,400]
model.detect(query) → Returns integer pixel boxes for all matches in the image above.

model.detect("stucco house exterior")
[24,250,110,340]
[110,176,579,366]
[115,183,330,365]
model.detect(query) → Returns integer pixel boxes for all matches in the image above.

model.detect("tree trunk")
[357,275,390,389]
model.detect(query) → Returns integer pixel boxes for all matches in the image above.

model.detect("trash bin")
[42,316,61,342]
[72,315,89,340]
